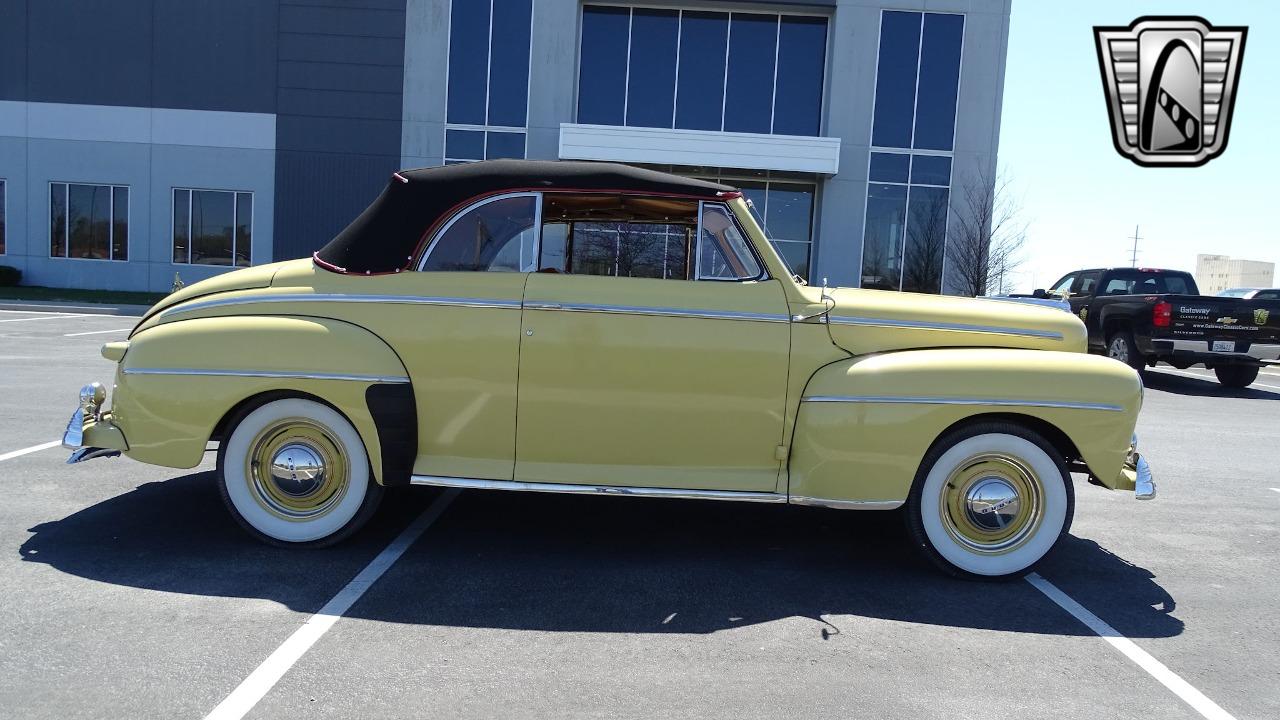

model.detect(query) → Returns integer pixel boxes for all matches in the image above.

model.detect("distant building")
[0,0,1011,294]
[1195,254,1276,294]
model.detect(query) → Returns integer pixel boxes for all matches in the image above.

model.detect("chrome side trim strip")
[788,496,904,510]
[162,293,523,317]
[523,301,790,323]
[828,315,1064,340]
[801,395,1125,412]
[409,475,787,502]
[122,368,411,384]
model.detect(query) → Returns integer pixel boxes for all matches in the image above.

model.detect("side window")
[1076,271,1101,296]
[1049,274,1076,296]
[421,194,538,272]
[538,194,697,280]
[1102,276,1133,295]
[697,203,764,281]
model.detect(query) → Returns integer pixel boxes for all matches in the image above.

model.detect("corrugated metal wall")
[272,0,407,262]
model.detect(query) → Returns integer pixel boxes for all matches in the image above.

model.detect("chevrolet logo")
[1217,316,1238,324]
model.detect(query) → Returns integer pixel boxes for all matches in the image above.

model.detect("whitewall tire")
[906,422,1074,579]
[217,397,383,547]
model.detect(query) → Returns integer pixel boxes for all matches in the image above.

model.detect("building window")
[0,180,6,255]
[861,152,951,294]
[49,183,128,261]
[173,189,253,267]
[578,6,828,137]
[445,0,533,163]
[871,11,964,152]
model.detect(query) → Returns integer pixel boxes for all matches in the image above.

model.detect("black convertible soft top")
[315,159,737,274]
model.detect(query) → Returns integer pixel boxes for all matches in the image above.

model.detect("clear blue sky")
[998,1,1279,291]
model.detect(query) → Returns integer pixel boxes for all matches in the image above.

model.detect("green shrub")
[0,266,21,287]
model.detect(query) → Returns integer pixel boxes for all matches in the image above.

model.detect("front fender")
[787,348,1143,506]
[110,315,413,484]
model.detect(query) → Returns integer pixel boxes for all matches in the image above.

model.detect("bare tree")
[902,189,949,294]
[947,167,1026,297]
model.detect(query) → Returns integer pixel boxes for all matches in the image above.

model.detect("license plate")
[1212,340,1235,352]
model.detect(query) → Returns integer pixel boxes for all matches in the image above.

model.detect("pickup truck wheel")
[217,397,383,547]
[1106,331,1145,372]
[905,422,1074,579]
[1214,365,1259,389]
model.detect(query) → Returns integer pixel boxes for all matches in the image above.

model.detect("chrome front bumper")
[1133,455,1156,500]
[62,383,125,464]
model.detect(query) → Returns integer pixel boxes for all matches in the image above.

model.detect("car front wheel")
[905,422,1074,579]
[217,397,383,547]
[1214,364,1259,389]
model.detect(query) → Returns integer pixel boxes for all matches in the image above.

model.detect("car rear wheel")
[905,422,1074,579]
[1214,364,1259,389]
[1106,330,1145,372]
[217,397,383,547]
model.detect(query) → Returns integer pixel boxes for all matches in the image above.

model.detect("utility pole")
[1128,225,1142,267]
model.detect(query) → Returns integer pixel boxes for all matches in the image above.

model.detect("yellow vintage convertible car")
[63,160,1154,578]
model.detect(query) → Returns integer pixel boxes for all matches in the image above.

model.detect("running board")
[408,475,787,503]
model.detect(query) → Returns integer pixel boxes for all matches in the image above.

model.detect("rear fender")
[787,348,1143,505]
[110,315,414,484]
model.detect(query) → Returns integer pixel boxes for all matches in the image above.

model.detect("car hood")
[802,287,1087,355]
[134,260,298,330]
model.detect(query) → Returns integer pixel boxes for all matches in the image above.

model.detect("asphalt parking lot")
[2,307,1278,719]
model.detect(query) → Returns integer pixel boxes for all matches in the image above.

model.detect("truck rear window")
[1100,271,1193,295]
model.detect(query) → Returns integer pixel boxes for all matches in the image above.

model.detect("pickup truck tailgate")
[1167,296,1280,354]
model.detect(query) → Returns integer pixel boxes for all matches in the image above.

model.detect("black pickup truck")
[1039,268,1280,388]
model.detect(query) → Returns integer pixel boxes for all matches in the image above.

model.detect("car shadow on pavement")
[20,472,1183,640]
[1144,370,1280,399]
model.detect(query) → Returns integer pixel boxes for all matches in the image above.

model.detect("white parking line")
[204,488,460,720]
[64,328,134,337]
[1026,573,1236,720]
[0,313,93,324]
[0,440,61,463]
[1270,488,1280,494]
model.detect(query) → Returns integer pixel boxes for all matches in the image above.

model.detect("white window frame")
[171,187,254,267]
[443,0,535,163]
[576,5,830,136]
[48,181,130,262]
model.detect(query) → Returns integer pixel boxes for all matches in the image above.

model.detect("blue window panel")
[773,16,827,136]
[869,152,910,183]
[485,131,525,159]
[578,6,630,125]
[447,0,490,125]
[766,183,814,244]
[902,185,948,293]
[914,13,964,151]
[724,14,777,134]
[910,154,952,185]
[625,9,679,128]
[445,129,485,160]
[861,183,908,290]
[488,0,533,127]
[871,11,922,149]
[675,11,729,131]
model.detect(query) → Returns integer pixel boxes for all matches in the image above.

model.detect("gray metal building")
[0,0,1010,293]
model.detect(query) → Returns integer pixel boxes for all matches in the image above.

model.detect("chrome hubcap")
[246,418,350,521]
[269,443,327,498]
[964,477,1021,531]
[940,453,1045,555]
